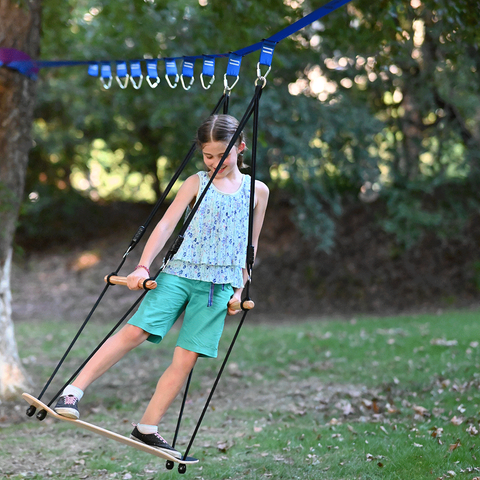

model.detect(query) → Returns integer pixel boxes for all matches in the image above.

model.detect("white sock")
[62,385,84,401]
[137,423,158,435]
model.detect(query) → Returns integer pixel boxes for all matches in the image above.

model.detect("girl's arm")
[228,180,269,314]
[126,174,199,290]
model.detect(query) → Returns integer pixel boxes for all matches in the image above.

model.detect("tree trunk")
[0,0,42,400]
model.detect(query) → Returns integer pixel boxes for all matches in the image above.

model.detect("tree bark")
[0,0,42,400]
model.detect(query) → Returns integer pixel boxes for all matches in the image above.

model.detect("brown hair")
[196,114,246,169]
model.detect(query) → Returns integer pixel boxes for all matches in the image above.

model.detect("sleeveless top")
[163,171,251,288]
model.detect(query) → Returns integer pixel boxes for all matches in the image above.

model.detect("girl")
[54,114,269,459]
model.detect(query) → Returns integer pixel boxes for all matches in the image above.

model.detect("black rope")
[182,83,265,457]
[183,309,249,458]
[172,368,194,449]
[46,288,149,407]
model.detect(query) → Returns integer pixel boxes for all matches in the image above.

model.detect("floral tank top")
[163,171,251,288]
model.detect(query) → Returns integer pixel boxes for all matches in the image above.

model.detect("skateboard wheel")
[26,405,37,417]
[165,460,174,470]
[36,409,47,421]
[178,463,187,474]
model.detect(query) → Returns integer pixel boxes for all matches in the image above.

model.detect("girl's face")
[202,140,245,178]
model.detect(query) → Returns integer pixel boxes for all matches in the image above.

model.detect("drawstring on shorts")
[208,283,215,307]
[207,283,226,307]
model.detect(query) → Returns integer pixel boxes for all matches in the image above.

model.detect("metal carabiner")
[165,73,179,88]
[101,75,113,90]
[146,75,160,88]
[256,62,271,83]
[223,73,239,93]
[200,73,215,90]
[116,74,129,89]
[254,75,267,89]
[180,74,195,91]
[130,75,143,90]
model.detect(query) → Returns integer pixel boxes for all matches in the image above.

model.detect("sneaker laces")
[153,431,168,443]
[132,423,168,444]
[63,395,78,405]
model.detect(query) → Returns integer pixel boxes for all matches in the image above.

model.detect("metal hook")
[254,75,267,88]
[256,62,271,82]
[223,73,239,92]
[200,73,215,90]
[130,75,143,89]
[165,73,179,88]
[146,76,161,88]
[180,74,195,91]
[101,76,113,90]
[116,74,129,89]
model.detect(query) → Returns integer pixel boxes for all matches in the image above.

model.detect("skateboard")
[22,393,198,473]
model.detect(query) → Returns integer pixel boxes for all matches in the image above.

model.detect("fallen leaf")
[430,426,444,438]
[451,416,463,426]
[466,424,479,436]
[449,439,461,452]
[413,405,429,416]
[430,338,458,346]
[217,440,232,452]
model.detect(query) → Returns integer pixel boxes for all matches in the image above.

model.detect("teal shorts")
[127,272,234,358]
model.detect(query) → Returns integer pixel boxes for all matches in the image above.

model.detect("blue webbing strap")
[146,59,160,88]
[259,40,276,67]
[115,61,129,89]
[100,63,112,89]
[130,60,143,89]
[224,53,242,90]
[1,0,353,78]
[88,63,99,77]
[202,55,215,77]
[164,58,179,88]
[201,55,215,89]
[180,56,195,90]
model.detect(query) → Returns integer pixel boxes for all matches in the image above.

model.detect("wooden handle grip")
[105,275,254,310]
[229,299,255,311]
[104,275,157,290]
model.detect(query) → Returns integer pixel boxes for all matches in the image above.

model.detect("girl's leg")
[139,346,199,426]
[72,324,149,392]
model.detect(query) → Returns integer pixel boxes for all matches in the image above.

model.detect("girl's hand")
[126,269,149,290]
[227,292,243,316]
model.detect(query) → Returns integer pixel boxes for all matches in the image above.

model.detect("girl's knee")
[173,347,198,371]
[121,324,149,345]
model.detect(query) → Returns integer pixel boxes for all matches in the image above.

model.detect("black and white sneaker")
[54,395,80,419]
[130,426,182,459]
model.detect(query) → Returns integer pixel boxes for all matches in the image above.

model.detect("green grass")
[2,309,480,479]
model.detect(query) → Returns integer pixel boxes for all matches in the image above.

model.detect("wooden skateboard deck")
[22,393,198,465]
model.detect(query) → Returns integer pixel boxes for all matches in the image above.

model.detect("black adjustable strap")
[181,84,264,460]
